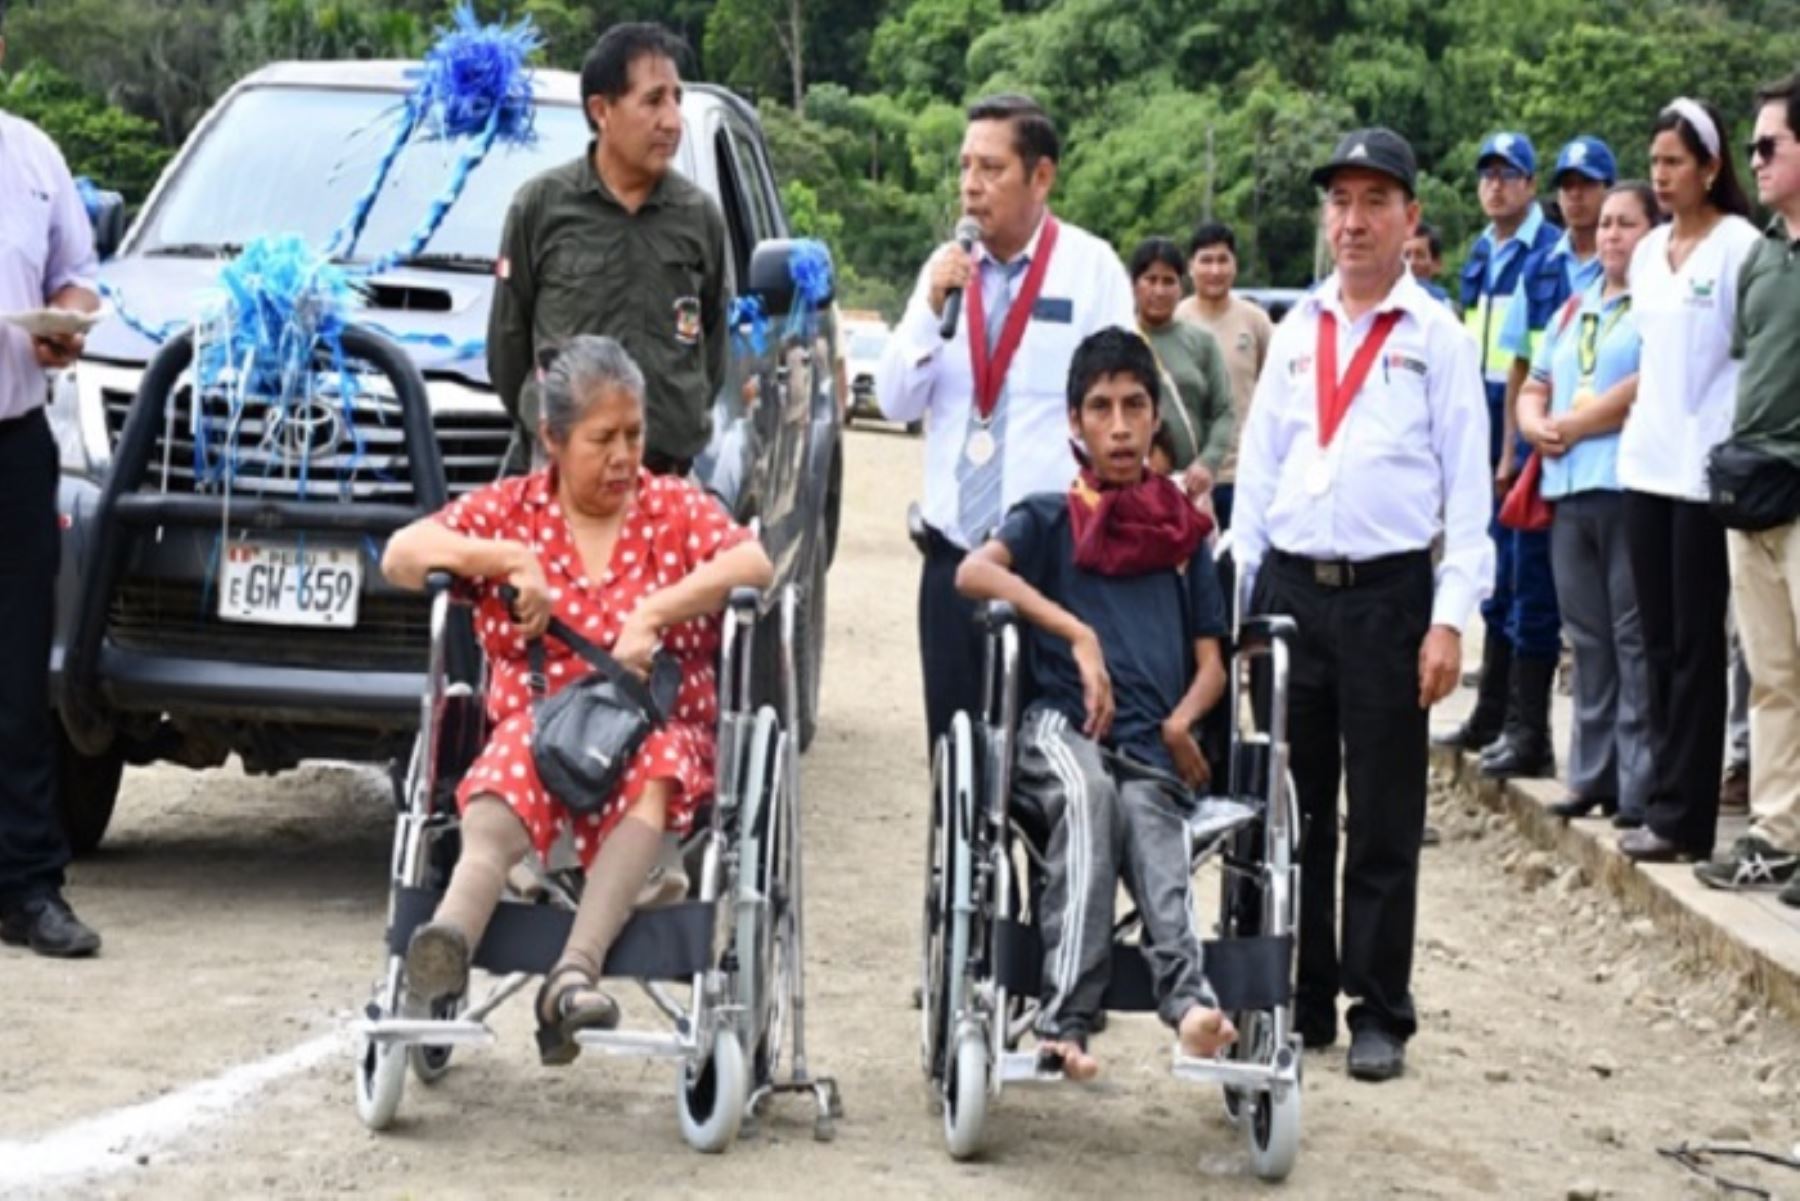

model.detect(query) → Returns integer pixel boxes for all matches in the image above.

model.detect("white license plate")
[218,540,362,628]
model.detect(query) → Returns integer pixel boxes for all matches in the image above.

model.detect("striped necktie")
[955,255,1029,545]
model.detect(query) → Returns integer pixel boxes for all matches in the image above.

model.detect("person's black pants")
[918,526,985,753]
[1622,490,1728,857]
[0,409,69,903]
[1253,549,1432,1042]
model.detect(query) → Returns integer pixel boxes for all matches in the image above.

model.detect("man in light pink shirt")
[0,0,105,958]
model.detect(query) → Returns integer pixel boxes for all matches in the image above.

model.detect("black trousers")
[917,526,985,753]
[0,409,69,902]
[1253,549,1432,1042]
[1622,490,1728,857]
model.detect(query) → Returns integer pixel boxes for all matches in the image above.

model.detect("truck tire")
[55,718,123,856]
[795,508,829,753]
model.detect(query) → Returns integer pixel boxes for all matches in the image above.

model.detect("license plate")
[218,539,362,628]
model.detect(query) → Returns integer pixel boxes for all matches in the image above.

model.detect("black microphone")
[938,216,983,340]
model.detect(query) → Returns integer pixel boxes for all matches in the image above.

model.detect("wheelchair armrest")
[1238,613,1297,647]
[978,600,1019,632]
[727,586,763,615]
[425,569,457,596]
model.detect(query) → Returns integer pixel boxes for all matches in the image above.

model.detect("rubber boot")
[1433,629,1510,752]
[1479,657,1556,779]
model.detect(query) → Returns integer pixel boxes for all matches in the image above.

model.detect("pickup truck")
[47,61,842,853]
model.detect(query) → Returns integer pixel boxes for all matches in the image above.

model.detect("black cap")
[1311,128,1418,194]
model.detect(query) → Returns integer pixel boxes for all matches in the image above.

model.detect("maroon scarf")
[1067,466,1211,577]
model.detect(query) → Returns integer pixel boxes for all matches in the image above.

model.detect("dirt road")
[4,426,1797,1199]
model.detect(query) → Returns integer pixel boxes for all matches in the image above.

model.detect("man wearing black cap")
[1233,128,1492,1081]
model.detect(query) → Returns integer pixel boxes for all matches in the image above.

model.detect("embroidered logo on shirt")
[673,295,703,345]
[1385,352,1428,377]
[1686,276,1718,307]
[1287,353,1314,378]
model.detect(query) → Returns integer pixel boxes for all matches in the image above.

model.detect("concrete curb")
[1432,745,1800,1026]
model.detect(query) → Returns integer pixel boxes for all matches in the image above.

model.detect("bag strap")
[526,616,664,718]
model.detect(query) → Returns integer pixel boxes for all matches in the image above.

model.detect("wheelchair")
[353,572,841,1150]
[917,559,1303,1179]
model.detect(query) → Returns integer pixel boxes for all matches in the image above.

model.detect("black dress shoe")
[1547,795,1618,819]
[1478,738,1555,780]
[0,894,101,958]
[1346,1027,1406,1082]
[1611,812,1645,830]
[1617,827,1686,863]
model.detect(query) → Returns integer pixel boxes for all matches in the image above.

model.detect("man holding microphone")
[876,93,1134,747]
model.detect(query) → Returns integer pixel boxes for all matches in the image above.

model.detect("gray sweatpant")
[1014,706,1215,1039]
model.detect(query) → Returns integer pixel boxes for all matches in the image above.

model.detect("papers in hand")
[2,306,108,339]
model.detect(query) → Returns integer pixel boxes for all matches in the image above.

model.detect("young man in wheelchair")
[955,326,1238,1080]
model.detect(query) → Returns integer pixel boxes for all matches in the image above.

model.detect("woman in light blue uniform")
[1517,181,1662,825]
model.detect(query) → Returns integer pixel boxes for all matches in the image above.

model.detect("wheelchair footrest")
[994,919,1294,1013]
[360,1018,497,1048]
[574,1028,693,1059]
[1170,1045,1300,1094]
[996,1049,1067,1085]
[388,886,716,982]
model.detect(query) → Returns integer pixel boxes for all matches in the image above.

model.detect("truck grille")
[102,379,513,502]
[108,578,429,672]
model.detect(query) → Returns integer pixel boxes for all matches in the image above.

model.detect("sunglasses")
[1478,165,1529,184]
[1748,135,1787,164]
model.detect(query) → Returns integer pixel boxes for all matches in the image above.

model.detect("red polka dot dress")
[434,467,754,870]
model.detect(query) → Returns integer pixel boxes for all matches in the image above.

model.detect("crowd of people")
[3,4,1799,1100]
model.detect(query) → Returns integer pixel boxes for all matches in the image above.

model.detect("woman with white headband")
[1615,97,1758,864]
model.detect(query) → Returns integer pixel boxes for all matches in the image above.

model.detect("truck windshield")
[135,85,597,265]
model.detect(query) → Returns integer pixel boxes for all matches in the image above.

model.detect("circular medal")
[1571,386,1596,411]
[1305,455,1333,496]
[966,427,996,467]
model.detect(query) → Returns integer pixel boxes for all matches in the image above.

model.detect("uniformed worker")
[875,92,1134,748]
[1434,132,1563,767]
[488,22,728,476]
[0,0,104,959]
[1233,128,1493,1082]
[1474,136,1616,782]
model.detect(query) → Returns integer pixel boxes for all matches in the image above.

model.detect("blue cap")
[1552,135,1617,184]
[1477,131,1536,176]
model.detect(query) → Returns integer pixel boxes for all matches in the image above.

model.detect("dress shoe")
[1719,766,1750,816]
[1346,1027,1406,1082]
[1617,827,1687,863]
[1611,812,1645,830]
[0,893,101,958]
[1547,794,1617,820]
[1781,874,1800,909]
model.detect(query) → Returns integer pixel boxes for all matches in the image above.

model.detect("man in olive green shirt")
[488,23,728,474]
[1703,72,1800,905]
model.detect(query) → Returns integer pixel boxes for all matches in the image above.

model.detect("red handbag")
[1498,450,1553,532]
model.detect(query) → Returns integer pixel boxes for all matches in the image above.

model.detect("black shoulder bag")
[1707,439,1800,533]
[526,617,681,815]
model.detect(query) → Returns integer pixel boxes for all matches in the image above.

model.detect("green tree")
[0,64,173,202]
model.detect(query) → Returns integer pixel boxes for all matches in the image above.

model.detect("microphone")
[938,216,983,340]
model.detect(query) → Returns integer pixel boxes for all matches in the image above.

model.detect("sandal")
[534,965,621,1066]
[404,921,471,1006]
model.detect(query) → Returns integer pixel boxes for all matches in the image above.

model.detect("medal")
[966,426,996,467]
[1305,455,1333,496]
[1571,386,1597,411]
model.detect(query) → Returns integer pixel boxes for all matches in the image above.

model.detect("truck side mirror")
[747,238,835,314]
[77,180,127,262]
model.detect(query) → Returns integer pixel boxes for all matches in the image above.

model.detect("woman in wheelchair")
[380,335,773,1064]
[955,327,1237,1080]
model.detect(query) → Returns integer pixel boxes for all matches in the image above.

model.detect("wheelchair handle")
[978,600,1019,632]
[1237,613,1296,648]
[425,569,457,596]
[727,585,762,613]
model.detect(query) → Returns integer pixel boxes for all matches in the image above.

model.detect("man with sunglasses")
[1696,74,1800,908]
[1435,133,1563,775]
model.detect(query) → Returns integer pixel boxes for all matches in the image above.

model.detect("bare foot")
[1039,1038,1101,1082]
[1178,1005,1238,1058]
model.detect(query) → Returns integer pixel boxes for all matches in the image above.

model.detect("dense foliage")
[4,0,1796,314]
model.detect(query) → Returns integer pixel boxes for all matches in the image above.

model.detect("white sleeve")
[1229,326,1291,599]
[1091,243,1137,333]
[876,258,945,424]
[1427,321,1497,630]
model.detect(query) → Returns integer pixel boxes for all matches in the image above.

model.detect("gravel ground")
[4,425,1797,1200]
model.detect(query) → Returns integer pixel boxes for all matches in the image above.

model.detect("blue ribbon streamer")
[783,239,834,340]
[729,294,768,357]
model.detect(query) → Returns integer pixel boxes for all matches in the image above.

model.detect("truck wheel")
[55,718,123,856]
[795,513,828,753]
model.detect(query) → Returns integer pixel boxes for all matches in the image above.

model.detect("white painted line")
[0,1028,346,1196]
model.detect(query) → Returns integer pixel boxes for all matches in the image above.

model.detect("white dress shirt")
[1618,217,1761,502]
[1233,269,1494,632]
[874,211,1135,549]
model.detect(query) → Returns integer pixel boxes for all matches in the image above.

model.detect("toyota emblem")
[262,400,347,466]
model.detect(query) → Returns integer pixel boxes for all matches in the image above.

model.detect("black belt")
[1267,547,1429,590]
[918,521,968,560]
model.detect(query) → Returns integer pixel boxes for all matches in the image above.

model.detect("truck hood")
[87,255,495,389]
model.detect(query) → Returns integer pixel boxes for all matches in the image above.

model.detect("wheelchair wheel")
[943,1027,990,1161]
[677,1028,748,1154]
[1246,1075,1301,1180]
[409,994,461,1085]
[921,717,976,1086]
[354,1028,406,1130]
